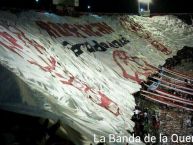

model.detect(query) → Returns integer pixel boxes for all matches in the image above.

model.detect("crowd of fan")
[164,46,193,69]
[131,106,160,143]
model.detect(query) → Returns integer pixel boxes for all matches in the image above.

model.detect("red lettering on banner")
[120,16,172,55]
[61,76,75,85]
[113,50,156,84]
[57,23,74,36]
[86,24,103,37]
[47,22,63,37]
[0,27,54,70]
[9,26,45,54]
[0,32,22,49]
[99,91,111,107]
[0,31,23,57]
[91,22,114,35]
[36,21,114,38]
[55,72,64,78]
[99,22,114,34]
[99,91,120,116]
[63,24,87,38]
[58,71,120,115]
[45,56,56,71]
[28,56,56,72]
[0,25,46,57]
[151,40,172,55]
[27,50,119,115]
[74,24,97,37]
[0,23,119,116]
[27,56,120,115]
[84,85,91,92]
[36,21,61,38]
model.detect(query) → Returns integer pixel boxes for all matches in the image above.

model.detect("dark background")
[0,0,193,13]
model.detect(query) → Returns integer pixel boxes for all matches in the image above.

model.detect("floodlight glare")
[138,0,151,4]
[138,0,151,16]
[87,5,91,9]
[36,0,39,2]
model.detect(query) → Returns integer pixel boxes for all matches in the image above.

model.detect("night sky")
[0,0,193,13]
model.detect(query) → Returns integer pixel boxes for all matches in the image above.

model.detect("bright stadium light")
[87,5,91,9]
[138,0,151,16]
[36,0,39,2]
[138,0,151,4]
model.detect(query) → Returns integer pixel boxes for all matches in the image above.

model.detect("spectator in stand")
[134,108,141,120]
[143,109,149,123]
[191,115,193,127]
[186,117,192,127]
[185,79,192,88]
